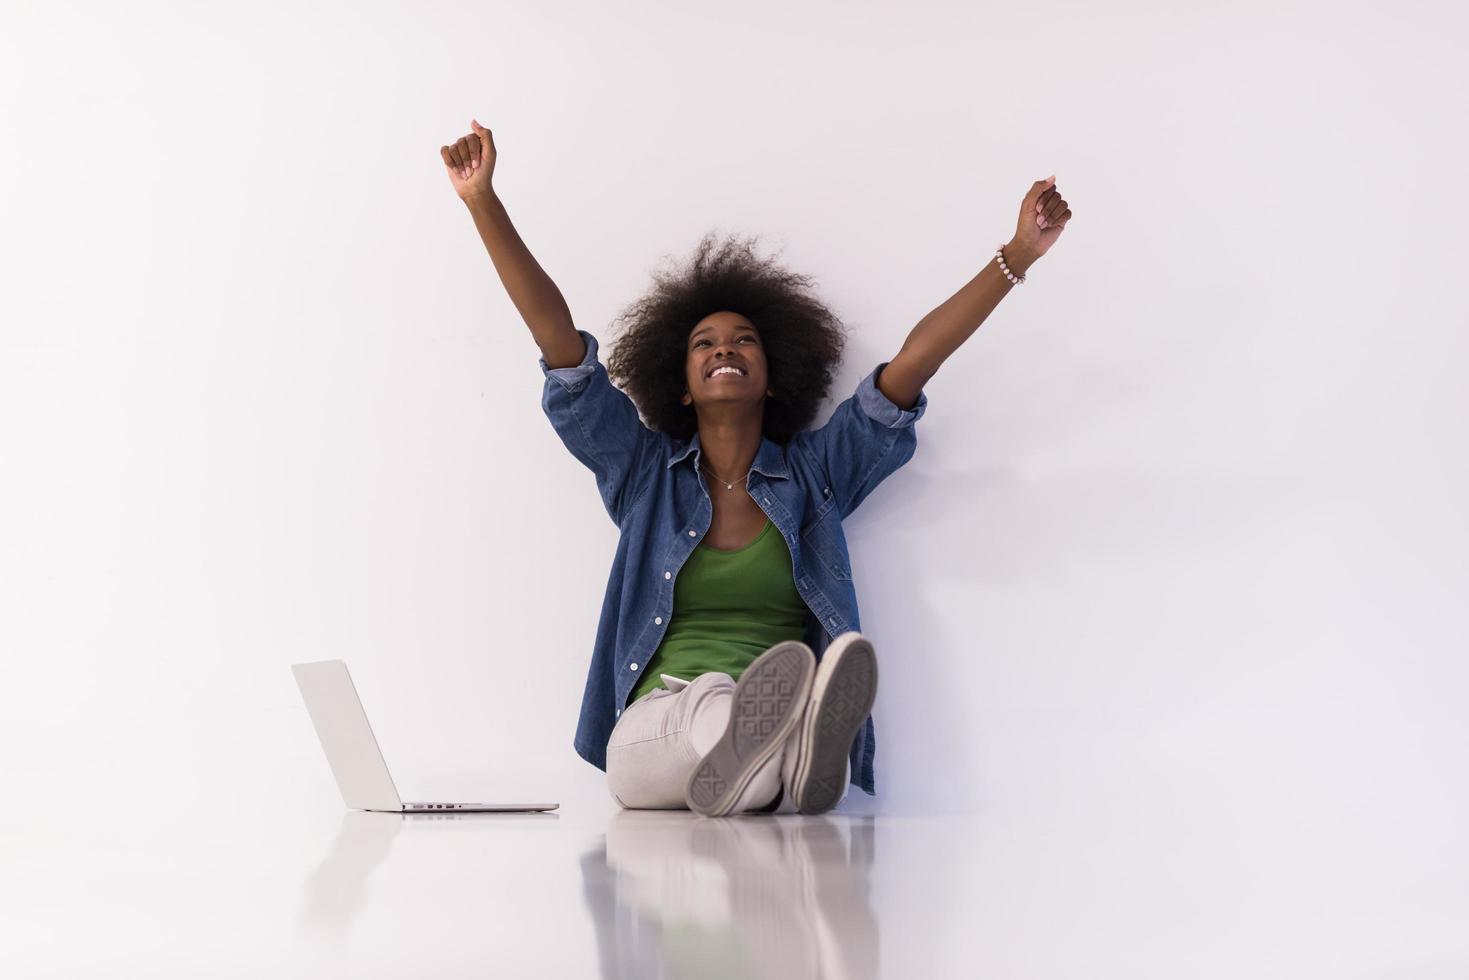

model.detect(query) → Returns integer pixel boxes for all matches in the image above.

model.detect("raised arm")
[877,176,1073,411]
[442,119,587,369]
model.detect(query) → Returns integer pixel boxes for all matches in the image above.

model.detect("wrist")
[461,187,499,211]
[1001,239,1039,277]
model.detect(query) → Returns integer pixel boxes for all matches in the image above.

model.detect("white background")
[2,1,1467,974]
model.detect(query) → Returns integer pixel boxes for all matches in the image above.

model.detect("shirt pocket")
[798,494,853,581]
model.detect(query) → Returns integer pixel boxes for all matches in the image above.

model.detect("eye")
[692,334,756,349]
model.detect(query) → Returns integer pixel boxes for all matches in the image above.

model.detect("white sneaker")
[684,640,815,818]
[785,631,877,815]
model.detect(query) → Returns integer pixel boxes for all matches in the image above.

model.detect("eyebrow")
[690,325,756,342]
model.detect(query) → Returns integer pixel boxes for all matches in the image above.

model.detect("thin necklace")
[699,459,751,491]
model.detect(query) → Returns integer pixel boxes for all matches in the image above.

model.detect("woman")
[442,119,1071,817]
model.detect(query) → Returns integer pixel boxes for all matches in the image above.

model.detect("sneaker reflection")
[580,812,879,980]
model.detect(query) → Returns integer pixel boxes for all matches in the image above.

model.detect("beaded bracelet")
[995,243,1026,284]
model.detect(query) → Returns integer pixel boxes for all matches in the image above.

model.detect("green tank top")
[627,518,809,705]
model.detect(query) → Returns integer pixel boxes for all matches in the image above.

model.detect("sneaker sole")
[685,641,815,817]
[792,634,878,815]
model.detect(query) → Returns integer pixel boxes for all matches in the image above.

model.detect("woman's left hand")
[1011,176,1072,262]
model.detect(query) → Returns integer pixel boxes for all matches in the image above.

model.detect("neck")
[696,416,763,484]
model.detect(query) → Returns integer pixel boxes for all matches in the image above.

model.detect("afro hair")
[605,231,848,445]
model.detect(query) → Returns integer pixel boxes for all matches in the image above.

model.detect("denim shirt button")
[688,530,696,536]
[630,663,639,670]
[664,571,671,579]
[654,616,662,624]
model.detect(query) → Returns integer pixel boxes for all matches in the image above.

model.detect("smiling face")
[681,311,775,410]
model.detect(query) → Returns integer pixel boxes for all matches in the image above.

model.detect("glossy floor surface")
[5,783,1466,978]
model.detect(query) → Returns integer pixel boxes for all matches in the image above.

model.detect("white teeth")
[710,366,743,377]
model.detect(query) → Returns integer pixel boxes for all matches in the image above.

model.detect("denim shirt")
[539,329,927,795]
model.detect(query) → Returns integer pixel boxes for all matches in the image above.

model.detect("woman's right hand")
[441,119,496,201]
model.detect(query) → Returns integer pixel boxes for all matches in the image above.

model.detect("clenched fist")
[1012,175,1072,261]
[441,119,496,201]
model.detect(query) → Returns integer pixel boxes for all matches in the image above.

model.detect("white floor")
[5,772,1466,978]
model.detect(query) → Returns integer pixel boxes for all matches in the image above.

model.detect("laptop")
[292,659,559,813]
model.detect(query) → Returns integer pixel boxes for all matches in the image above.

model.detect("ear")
[682,388,692,406]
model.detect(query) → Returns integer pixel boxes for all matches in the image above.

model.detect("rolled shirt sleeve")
[540,329,661,526]
[796,361,928,519]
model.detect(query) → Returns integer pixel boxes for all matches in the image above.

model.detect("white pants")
[606,670,851,813]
